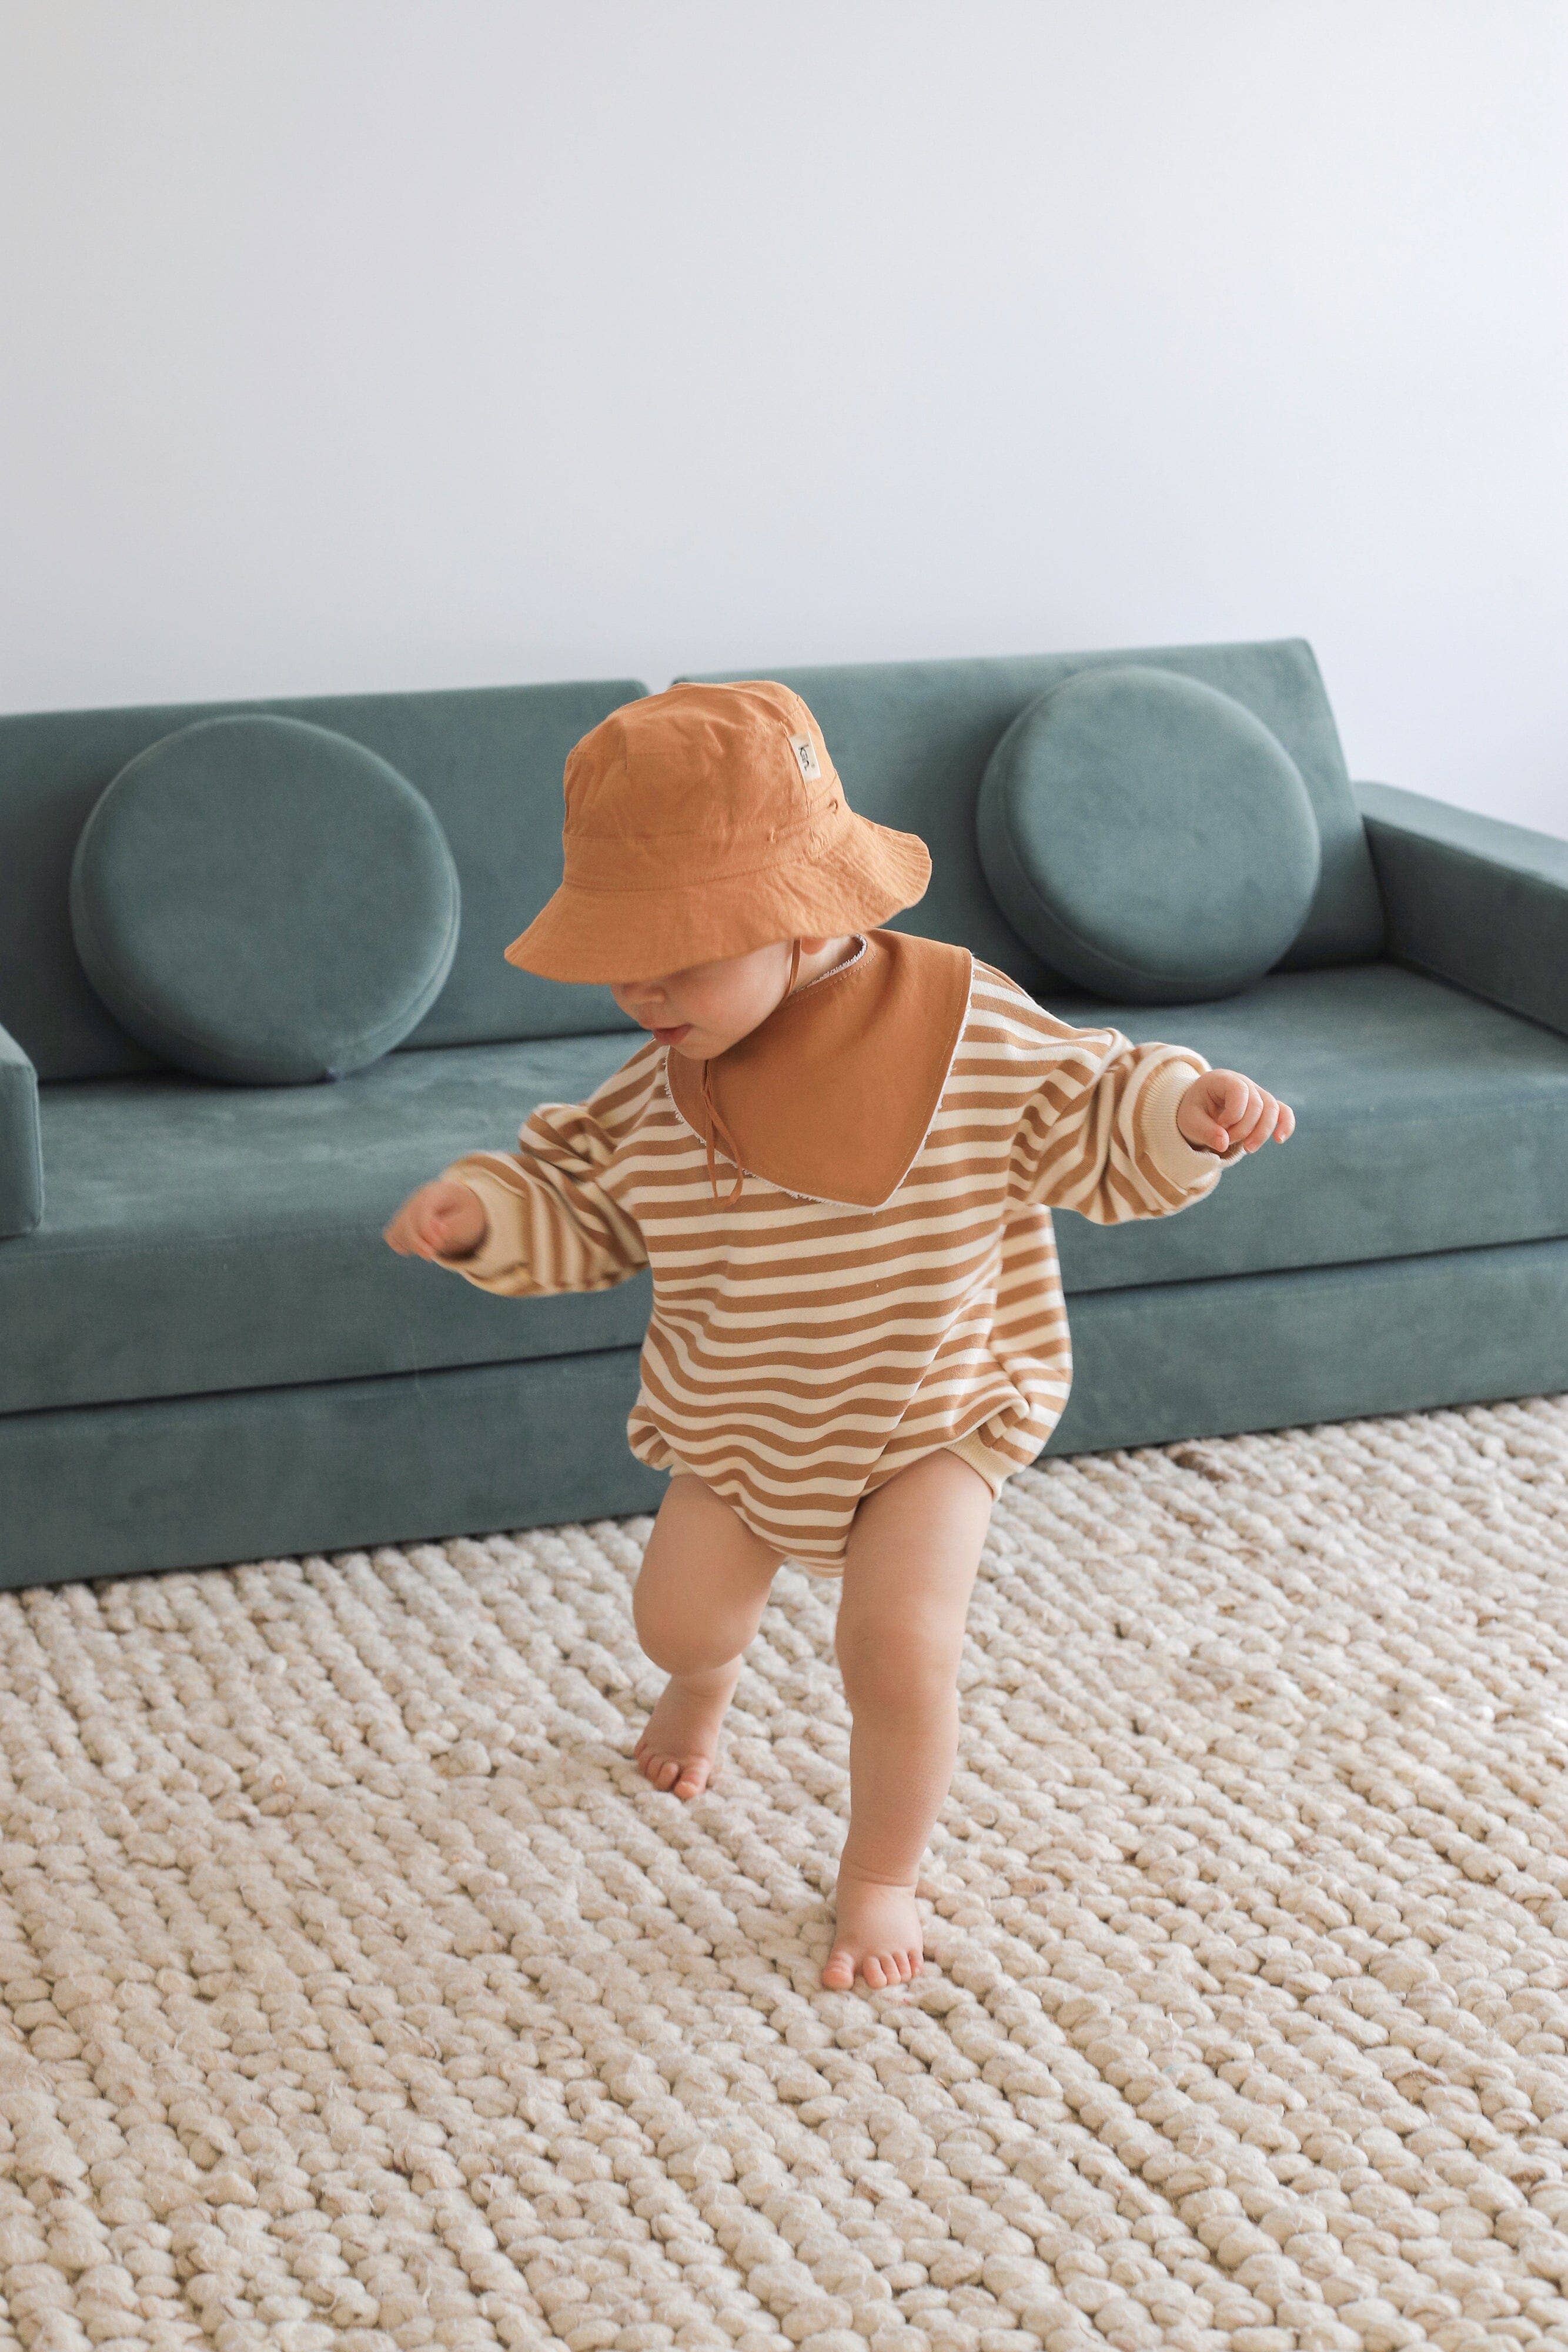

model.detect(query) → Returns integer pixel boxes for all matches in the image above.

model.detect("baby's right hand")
[383,1178,488,1261]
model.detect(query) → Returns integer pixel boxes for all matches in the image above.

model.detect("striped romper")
[432,938,1232,1572]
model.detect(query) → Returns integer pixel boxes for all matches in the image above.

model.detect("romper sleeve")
[1010,1012,1244,1225]
[429,1063,652,1299]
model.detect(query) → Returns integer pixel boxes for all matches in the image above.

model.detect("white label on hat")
[789,733,822,781]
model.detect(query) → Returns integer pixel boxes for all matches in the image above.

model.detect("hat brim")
[503,814,933,985]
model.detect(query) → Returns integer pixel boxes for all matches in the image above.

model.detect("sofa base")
[4,1235,1567,1590]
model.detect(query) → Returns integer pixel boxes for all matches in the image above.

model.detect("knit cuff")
[1139,1058,1225,1191]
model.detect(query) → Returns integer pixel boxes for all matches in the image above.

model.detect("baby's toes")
[824,1879,924,1992]
[636,1746,713,1799]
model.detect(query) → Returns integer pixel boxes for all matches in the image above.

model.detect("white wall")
[3,0,1564,830]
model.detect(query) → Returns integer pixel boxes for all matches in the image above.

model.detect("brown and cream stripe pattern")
[440,960,1225,1571]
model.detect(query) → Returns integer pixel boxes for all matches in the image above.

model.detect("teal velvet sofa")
[2,639,1566,1589]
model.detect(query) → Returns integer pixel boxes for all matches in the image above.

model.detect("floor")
[0,1395,1564,2350]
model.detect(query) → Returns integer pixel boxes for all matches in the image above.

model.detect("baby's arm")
[1014,1017,1292,1225]
[383,1088,649,1298]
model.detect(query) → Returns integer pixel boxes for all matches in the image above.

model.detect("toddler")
[385,680,1294,1990]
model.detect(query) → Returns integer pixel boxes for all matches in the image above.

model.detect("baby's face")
[610,939,802,1061]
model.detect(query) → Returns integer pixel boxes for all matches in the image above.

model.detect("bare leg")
[631,1471,784,1798]
[824,1448,994,1990]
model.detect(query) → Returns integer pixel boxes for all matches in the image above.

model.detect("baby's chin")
[658,1013,770,1059]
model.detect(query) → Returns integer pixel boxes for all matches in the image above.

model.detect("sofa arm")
[1356,780,1568,1037]
[0,1022,42,1237]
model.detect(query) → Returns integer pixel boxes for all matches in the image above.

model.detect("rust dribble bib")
[666,927,974,1211]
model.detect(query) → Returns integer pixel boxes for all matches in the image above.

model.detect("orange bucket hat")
[503,679,932,985]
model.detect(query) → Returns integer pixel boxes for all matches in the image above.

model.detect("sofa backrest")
[0,678,647,1080]
[688,637,1385,1000]
[4,639,1386,1080]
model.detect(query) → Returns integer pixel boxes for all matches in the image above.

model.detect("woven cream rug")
[2,1398,1567,2352]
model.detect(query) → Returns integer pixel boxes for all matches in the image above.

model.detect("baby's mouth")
[650,1021,691,1044]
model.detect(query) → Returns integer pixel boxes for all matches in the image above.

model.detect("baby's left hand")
[1177,1067,1295,1156]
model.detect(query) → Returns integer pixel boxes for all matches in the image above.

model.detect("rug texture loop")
[0,1397,1565,2351]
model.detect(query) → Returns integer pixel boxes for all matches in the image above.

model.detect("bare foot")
[823,1867,924,1990]
[633,1665,738,1799]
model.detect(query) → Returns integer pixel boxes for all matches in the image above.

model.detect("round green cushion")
[976,664,1322,1002]
[71,714,461,1083]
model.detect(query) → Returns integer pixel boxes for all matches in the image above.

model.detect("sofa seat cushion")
[4,1034,650,1415]
[1053,960,1568,1292]
[9,964,1568,1419]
